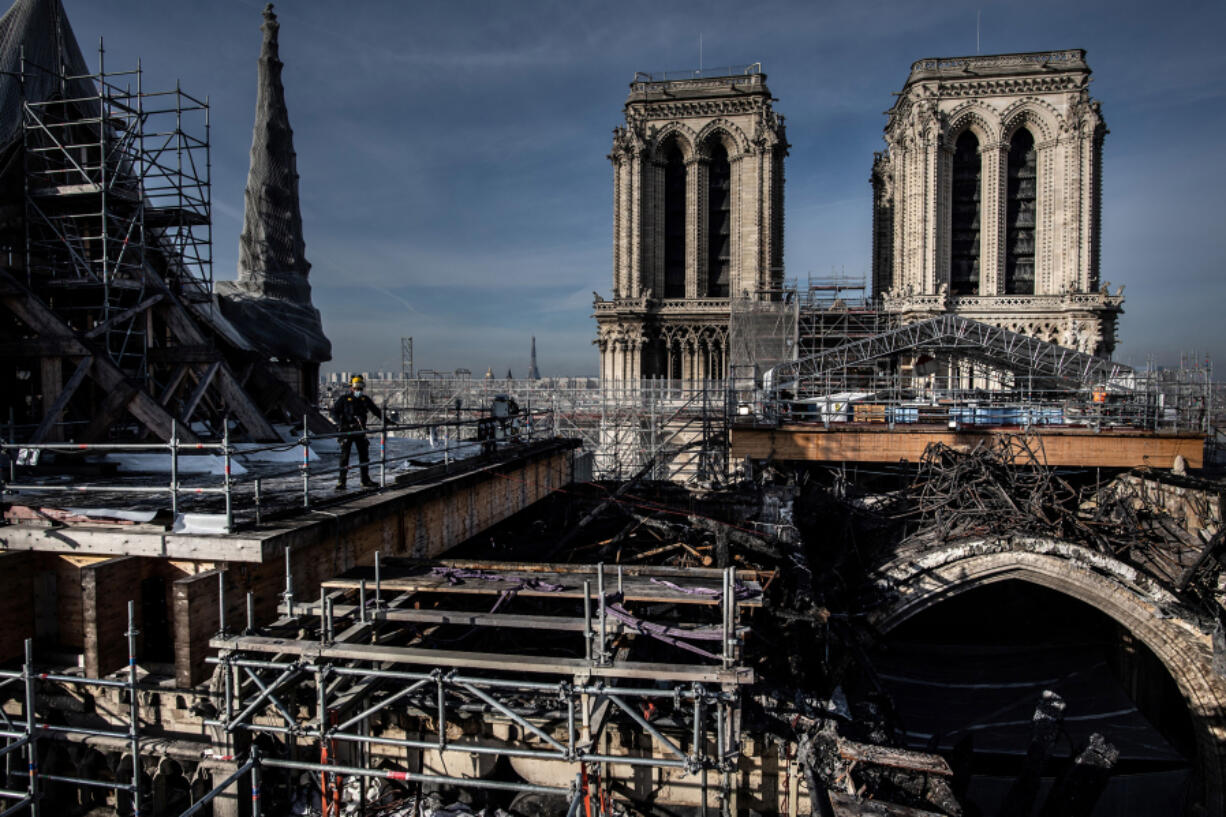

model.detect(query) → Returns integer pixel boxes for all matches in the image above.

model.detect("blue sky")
[62,0,1226,376]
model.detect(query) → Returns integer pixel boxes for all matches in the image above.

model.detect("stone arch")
[868,535,1226,814]
[650,123,698,162]
[695,118,751,158]
[945,102,999,145]
[1000,98,1060,144]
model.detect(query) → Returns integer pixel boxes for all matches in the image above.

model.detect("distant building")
[528,336,541,380]
[594,67,787,385]
[871,50,1122,355]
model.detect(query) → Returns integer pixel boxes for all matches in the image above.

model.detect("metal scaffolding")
[353,378,734,484]
[197,556,762,816]
[21,42,212,385]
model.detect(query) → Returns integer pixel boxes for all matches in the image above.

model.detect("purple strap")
[648,576,759,600]
[431,566,564,593]
[604,601,723,660]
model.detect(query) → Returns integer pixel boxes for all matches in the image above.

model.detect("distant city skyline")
[62,0,1226,375]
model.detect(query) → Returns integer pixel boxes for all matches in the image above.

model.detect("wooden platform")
[322,558,767,607]
[731,424,1205,469]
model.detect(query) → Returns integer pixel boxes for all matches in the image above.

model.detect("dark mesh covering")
[216,3,330,364]
[0,0,94,147]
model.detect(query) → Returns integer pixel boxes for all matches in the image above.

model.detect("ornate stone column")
[649,159,666,298]
[729,151,747,295]
[629,147,644,298]
[980,142,1007,294]
[935,139,953,293]
[685,156,707,299]
[1035,138,1056,294]
[611,150,627,299]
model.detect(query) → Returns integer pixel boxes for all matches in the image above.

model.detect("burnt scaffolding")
[19,41,211,390]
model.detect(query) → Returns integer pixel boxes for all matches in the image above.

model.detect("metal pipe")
[170,419,178,517]
[208,657,728,700]
[597,564,607,665]
[692,685,703,768]
[215,725,689,769]
[0,441,222,451]
[331,678,430,735]
[218,571,226,635]
[604,692,688,763]
[246,592,255,633]
[301,414,310,509]
[7,722,134,741]
[324,595,334,643]
[379,405,388,488]
[175,757,256,817]
[253,478,262,526]
[222,656,233,742]
[358,580,367,624]
[583,580,592,663]
[230,666,301,729]
[565,775,582,817]
[222,420,233,532]
[3,483,225,495]
[436,672,447,749]
[0,738,28,759]
[250,747,262,817]
[374,551,382,612]
[22,639,36,817]
[261,757,569,796]
[283,546,294,617]
[457,681,568,754]
[10,771,133,791]
[127,601,141,817]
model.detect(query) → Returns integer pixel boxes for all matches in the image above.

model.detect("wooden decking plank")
[210,635,752,684]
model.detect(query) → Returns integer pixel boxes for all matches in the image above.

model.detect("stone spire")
[235,3,311,302]
[218,3,330,363]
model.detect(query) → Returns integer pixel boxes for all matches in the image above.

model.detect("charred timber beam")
[1037,733,1119,817]
[28,356,92,444]
[0,269,201,444]
[0,339,81,357]
[156,303,279,441]
[146,345,223,364]
[1000,690,1066,817]
[82,293,164,340]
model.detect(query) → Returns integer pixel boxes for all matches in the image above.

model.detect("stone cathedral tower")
[871,51,1122,355]
[594,68,787,385]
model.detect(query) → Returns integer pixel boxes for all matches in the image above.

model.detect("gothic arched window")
[705,142,731,297]
[662,140,687,298]
[1005,128,1037,295]
[950,130,981,296]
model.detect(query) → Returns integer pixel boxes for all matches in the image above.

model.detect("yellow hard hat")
[351,375,365,387]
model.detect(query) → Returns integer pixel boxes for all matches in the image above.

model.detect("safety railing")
[1,408,558,534]
[752,386,1212,435]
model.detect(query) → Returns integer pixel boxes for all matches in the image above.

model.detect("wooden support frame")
[29,355,93,443]
[82,293,164,340]
[180,361,222,425]
[0,270,201,444]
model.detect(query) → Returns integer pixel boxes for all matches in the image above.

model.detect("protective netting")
[216,4,330,363]
[0,0,95,151]
[727,293,797,394]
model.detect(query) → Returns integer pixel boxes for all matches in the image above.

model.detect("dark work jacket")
[331,392,382,431]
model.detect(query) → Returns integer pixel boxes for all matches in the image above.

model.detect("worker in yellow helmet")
[330,375,383,489]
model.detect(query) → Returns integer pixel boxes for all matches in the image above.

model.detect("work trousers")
[338,432,371,484]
